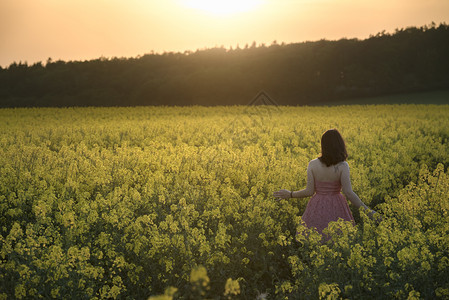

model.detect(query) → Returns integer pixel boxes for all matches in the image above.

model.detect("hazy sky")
[1,0,449,67]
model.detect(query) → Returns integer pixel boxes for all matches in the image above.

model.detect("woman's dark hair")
[318,129,348,167]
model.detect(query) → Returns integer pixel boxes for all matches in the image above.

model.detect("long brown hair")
[318,129,348,167]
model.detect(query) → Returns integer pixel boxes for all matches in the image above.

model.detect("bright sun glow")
[181,0,264,15]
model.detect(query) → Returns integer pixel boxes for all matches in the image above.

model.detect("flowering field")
[1,105,448,299]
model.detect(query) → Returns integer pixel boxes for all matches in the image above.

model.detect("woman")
[273,129,377,237]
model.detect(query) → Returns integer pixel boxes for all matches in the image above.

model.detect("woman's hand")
[273,189,291,200]
[366,209,383,223]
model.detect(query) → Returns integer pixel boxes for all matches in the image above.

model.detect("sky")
[1,0,449,68]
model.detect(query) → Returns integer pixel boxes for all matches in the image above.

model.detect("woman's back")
[309,158,344,183]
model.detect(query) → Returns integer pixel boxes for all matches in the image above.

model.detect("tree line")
[1,23,448,107]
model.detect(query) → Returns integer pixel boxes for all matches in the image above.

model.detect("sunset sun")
[180,0,264,15]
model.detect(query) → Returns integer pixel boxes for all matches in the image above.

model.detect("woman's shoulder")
[309,158,321,166]
[338,161,350,171]
[338,161,349,167]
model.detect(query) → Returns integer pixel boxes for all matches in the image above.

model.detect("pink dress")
[301,180,355,236]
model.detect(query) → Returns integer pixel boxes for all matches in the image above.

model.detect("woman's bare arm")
[273,161,315,199]
[292,161,315,198]
[340,162,375,216]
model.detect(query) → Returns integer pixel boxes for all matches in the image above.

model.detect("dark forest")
[1,23,448,107]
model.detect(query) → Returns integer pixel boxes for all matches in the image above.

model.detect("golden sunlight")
[180,0,264,15]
